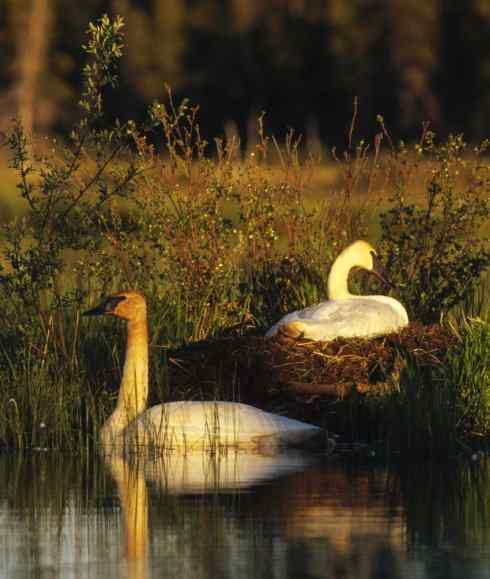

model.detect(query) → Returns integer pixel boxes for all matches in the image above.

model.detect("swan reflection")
[103,450,406,579]
[103,449,314,579]
[3,454,489,578]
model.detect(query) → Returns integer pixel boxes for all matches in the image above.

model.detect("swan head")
[84,291,147,322]
[328,240,389,299]
[344,240,377,271]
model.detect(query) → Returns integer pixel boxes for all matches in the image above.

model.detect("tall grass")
[369,312,490,457]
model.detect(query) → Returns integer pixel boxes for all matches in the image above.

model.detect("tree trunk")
[16,0,52,138]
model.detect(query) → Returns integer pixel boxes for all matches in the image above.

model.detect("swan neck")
[102,317,149,442]
[327,253,353,300]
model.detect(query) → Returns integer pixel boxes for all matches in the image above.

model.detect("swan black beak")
[369,267,393,289]
[83,295,126,316]
[83,304,107,316]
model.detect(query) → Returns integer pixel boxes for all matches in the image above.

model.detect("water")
[1,451,490,579]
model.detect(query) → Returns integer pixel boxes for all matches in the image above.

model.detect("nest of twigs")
[165,322,456,409]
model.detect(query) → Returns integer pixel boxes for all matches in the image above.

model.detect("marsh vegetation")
[0,16,489,455]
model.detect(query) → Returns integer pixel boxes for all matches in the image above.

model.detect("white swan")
[84,291,325,451]
[266,240,409,341]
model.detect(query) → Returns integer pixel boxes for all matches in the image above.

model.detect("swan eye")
[105,296,126,310]
[84,295,126,316]
[105,295,127,312]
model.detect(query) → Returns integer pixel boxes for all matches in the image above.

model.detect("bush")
[379,126,490,323]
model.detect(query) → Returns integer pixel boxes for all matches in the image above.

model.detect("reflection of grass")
[6,451,490,577]
[401,458,490,547]
[0,452,122,576]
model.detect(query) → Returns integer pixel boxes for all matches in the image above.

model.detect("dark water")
[1,450,490,579]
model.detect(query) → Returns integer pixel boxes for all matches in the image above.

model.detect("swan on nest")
[266,240,409,341]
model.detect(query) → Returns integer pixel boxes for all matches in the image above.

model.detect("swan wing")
[267,297,408,341]
[129,401,322,450]
[265,301,335,336]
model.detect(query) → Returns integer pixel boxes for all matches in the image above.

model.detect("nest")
[165,322,456,408]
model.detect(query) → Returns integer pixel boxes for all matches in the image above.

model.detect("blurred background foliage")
[0,0,489,146]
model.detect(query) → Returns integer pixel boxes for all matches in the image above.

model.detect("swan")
[84,291,326,451]
[266,240,409,341]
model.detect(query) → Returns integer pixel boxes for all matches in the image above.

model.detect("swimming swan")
[266,240,409,341]
[84,291,324,451]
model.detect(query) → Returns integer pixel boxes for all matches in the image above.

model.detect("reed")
[371,315,490,456]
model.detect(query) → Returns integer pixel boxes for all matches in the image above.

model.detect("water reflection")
[105,454,149,579]
[103,450,314,579]
[278,463,404,577]
[2,452,490,578]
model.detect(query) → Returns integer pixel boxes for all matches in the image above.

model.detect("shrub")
[379,126,490,323]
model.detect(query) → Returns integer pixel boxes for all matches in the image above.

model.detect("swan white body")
[85,291,324,451]
[126,400,323,451]
[266,240,409,341]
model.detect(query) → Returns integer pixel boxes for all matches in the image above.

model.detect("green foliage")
[80,14,125,118]
[0,15,143,449]
[1,14,142,339]
[446,317,490,437]
[379,129,490,323]
[377,317,490,456]
[383,351,460,456]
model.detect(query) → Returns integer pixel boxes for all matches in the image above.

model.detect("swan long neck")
[327,250,355,300]
[102,317,149,443]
